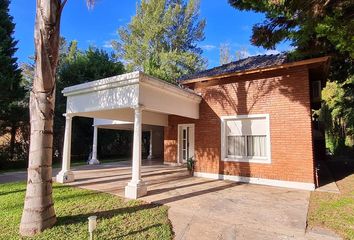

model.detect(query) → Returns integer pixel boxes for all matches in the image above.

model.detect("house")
[56,54,329,199]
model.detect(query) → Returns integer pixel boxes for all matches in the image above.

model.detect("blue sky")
[10,0,291,68]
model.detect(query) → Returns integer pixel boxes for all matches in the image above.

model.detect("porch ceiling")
[63,71,202,125]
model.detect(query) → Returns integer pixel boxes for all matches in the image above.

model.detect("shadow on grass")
[118,224,163,238]
[0,188,26,196]
[55,203,161,226]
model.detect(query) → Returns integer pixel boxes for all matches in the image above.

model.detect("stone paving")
[0,160,341,240]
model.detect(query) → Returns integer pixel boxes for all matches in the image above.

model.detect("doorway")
[178,124,195,163]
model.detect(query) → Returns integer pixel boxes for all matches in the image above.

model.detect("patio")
[60,160,338,240]
[0,160,340,239]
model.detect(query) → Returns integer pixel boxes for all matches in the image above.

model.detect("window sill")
[222,157,271,164]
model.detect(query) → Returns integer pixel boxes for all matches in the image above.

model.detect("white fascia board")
[62,71,201,103]
[62,71,141,97]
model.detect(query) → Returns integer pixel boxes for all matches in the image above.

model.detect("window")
[312,81,321,101]
[221,115,271,163]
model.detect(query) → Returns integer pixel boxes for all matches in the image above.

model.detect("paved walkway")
[0,161,340,240]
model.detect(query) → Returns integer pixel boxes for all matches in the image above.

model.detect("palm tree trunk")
[20,0,65,236]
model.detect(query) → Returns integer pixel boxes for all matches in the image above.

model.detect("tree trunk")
[9,123,17,160]
[20,0,65,236]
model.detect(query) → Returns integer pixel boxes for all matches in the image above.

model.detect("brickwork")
[164,66,315,183]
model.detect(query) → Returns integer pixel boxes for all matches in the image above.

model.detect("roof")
[178,53,289,82]
[178,53,330,84]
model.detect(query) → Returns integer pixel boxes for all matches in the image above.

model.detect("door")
[178,124,195,163]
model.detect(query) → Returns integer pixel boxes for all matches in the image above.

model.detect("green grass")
[308,169,354,239]
[0,182,173,240]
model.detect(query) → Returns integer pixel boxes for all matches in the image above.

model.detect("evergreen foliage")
[0,0,27,165]
[54,41,126,162]
[229,0,354,153]
[115,0,206,82]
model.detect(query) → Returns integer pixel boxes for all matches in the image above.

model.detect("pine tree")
[116,0,206,82]
[228,0,354,153]
[0,0,25,160]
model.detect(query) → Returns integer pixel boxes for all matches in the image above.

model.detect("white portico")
[56,71,201,199]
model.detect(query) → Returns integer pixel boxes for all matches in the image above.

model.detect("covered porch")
[56,71,201,199]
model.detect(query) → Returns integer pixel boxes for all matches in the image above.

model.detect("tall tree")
[54,44,125,162]
[228,0,354,79]
[0,0,25,161]
[20,0,96,236]
[228,0,354,152]
[116,0,206,82]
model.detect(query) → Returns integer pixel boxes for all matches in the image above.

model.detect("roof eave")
[180,56,330,85]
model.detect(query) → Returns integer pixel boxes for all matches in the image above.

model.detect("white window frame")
[221,114,271,164]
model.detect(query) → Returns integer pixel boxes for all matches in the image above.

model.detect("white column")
[89,125,100,165]
[56,115,75,183]
[147,130,153,159]
[125,106,147,199]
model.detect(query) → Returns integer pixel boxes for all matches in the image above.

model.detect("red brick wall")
[164,66,315,183]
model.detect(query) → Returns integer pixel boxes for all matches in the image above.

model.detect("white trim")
[177,124,195,165]
[63,71,202,103]
[223,157,270,164]
[163,162,183,166]
[220,114,270,120]
[220,114,271,164]
[193,172,315,191]
[63,71,140,96]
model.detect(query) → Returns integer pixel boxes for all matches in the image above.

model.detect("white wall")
[140,82,200,119]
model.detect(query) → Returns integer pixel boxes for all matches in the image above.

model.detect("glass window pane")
[228,136,245,156]
[235,136,245,156]
[227,136,235,155]
[247,135,266,157]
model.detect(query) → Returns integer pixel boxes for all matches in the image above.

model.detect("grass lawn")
[0,181,173,240]
[307,160,354,240]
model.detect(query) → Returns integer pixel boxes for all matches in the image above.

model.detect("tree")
[320,77,354,153]
[116,0,206,82]
[228,0,354,78]
[228,0,354,152]
[20,0,96,236]
[54,43,125,162]
[219,43,232,65]
[0,0,26,162]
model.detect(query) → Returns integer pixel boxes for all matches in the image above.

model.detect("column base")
[56,170,75,183]
[125,181,147,199]
[88,158,100,165]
